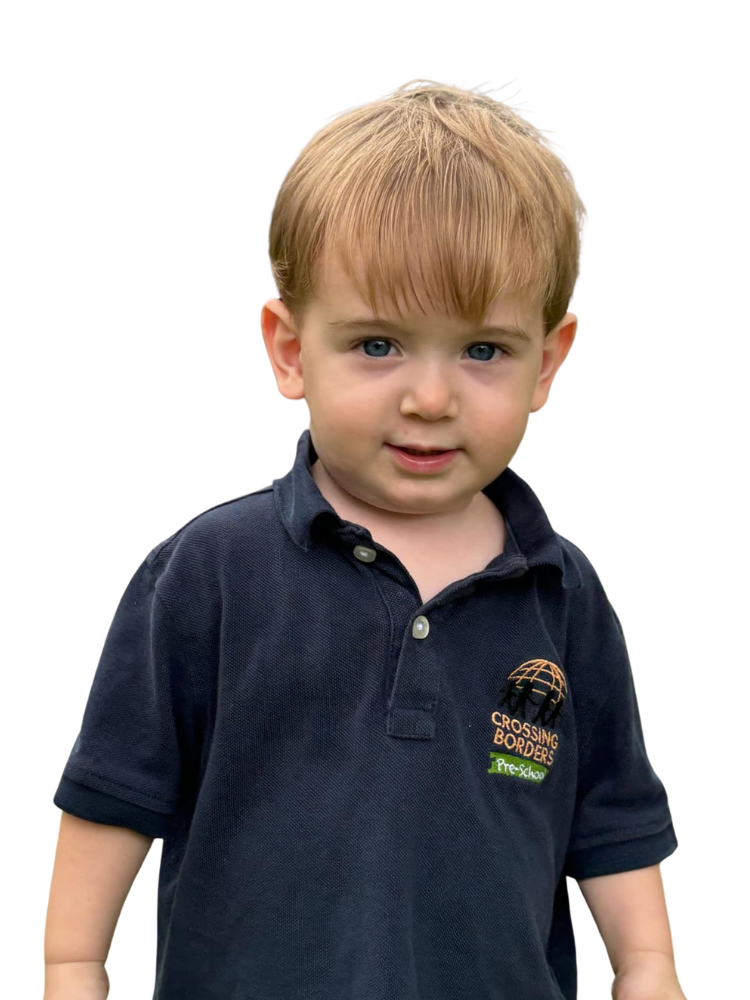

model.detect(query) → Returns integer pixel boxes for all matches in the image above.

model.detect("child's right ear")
[260,298,306,401]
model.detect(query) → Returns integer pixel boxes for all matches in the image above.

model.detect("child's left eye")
[354,339,509,362]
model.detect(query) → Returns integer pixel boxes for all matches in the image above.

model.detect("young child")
[45,81,685,1000]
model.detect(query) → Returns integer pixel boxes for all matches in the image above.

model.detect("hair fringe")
[268,79,587,335]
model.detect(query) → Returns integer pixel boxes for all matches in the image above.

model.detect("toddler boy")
[45,81,684,1000]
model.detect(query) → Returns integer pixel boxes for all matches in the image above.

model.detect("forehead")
[310,244,541,335]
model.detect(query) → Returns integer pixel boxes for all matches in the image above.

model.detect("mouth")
[388,443,455,455]
[385,443,460,472]
[400,448,445,456]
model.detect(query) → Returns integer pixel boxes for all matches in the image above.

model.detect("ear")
[260,298,306,401]
[530,313,578,413]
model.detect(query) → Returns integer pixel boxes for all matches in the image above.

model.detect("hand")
[611,950,686,1000]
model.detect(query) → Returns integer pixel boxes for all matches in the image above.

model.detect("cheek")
[469,403,530,465]
[324,379,389,424]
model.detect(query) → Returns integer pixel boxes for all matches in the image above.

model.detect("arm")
[577,864,687,999]
[44,811,153,996]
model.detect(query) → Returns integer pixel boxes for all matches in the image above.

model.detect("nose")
[399,360,459,419]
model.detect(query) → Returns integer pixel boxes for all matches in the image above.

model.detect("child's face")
[262,248,576,520]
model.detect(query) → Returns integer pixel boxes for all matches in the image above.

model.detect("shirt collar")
[271,426,583,589]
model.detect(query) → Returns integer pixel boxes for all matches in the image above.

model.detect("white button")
[412,615,430,639]
[353,545,377,563]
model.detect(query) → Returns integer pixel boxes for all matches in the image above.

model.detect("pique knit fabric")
[54,427,678,1000]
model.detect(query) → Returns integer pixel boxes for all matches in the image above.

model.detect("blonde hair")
[268,79,586,336]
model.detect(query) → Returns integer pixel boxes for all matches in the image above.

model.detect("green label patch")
[488,752,549,783]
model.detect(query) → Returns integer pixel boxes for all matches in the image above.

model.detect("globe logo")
[497,658,567,729]
[490,660,567,780]
[507,659,567,708]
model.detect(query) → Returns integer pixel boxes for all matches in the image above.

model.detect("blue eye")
[354,338,508,362]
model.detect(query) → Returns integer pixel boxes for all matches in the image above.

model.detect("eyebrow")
[327,317,532,344]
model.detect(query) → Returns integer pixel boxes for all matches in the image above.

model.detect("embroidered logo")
[487,659,567,784]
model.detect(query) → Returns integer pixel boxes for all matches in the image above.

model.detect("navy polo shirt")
[54,427,678,1000]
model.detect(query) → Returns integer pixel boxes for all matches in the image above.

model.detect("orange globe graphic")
[506,659,567,707]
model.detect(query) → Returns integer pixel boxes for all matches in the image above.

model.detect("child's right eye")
[355,338,394,358]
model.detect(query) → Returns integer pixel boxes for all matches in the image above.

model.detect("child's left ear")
[530,313,577,413]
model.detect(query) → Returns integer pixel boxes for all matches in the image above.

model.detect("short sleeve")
[53,547,203,839]
[562,583,678,881]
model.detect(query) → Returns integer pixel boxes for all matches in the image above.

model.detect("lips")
[391,444,451,455]
[386,443,459,472]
